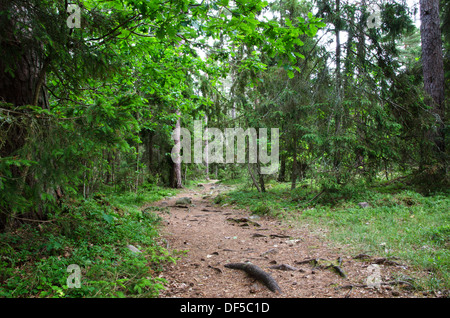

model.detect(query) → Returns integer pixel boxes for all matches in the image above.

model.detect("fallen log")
[224,262,282,293]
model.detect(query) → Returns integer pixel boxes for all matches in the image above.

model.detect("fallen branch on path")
[269,234,291,239]
[224,262,282,293]
[295,257,348,278]
[269,264,299,271]
[201,208,222,212]
[353,254,404,266]
[226,217,261,227]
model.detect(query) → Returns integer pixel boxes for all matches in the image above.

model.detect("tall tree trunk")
[333,0,343,175]
[172,111,183,188]
[0,12,48,157]
[355,1,367,172]
[146,130,154,173]
[204,114,210,180]
[419,0,446,162]
[291,144,298,190]
[0,2,49,230]
[278,153,286,182]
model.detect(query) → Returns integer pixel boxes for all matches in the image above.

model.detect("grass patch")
[219,179,450,294]
[0,185,179,298]
[218,181,300,218]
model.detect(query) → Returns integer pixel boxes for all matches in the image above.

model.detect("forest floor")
[150,181,425,298]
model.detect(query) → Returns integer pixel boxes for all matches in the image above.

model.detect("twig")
[306,189,325,204]
[12,216,55,223]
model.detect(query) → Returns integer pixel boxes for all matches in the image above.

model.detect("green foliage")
[428,225,450,247]
[0,187,177,298]
[250,202,272,216]
[0,0,326,229]
[0,0,448,298]
[300,189,450,292]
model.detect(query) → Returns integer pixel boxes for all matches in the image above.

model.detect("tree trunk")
[204,114,210,180]
[291,145,298,190]
[172,112,183,188]
[0,2,49,230]
[146,130,154,174]
[248,163,261,192]
[257,161,266,193]
[419,0,446,159]
[278,153,286,182]
[0,19,48,157]
[333,0,343,174]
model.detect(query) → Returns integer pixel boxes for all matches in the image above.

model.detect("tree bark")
[248,163,261,192]
[172,111,183,188]
[419,0,446,158]
[204,114,210,180]
[224,262,282,293]
[0,2,50,230]
[278,153,286,182]
[332,0,343,174]
[0,8,48,157]
[291,144,298,190]
[257,161,266,193]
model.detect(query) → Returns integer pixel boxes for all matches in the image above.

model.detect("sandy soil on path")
[148,181,421,298]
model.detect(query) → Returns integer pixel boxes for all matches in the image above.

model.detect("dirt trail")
[150,181,419,298]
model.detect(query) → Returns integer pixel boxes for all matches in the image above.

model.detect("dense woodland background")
[0,0,448,297]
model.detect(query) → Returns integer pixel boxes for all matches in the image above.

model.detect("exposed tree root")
[224,262,282,293]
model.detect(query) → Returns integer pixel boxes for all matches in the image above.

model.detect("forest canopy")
[0,0,448,230]
[0,0,449,299]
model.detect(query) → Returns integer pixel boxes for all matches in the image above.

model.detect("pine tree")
[419,0,446,166]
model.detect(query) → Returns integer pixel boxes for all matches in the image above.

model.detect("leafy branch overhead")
[0,0,448,298]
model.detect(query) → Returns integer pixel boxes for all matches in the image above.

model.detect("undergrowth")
[0,185,179,298]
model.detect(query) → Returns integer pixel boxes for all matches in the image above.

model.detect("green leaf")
[101,213,114,224]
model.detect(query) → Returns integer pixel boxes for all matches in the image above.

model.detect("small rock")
[261,248,278,257]
[285,239,302,246]
[176,197,192,205]
[358,202,370,208]
[126,245,142,254]
[249,283,262,293]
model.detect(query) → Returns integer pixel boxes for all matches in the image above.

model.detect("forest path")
[150,181,415,298]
